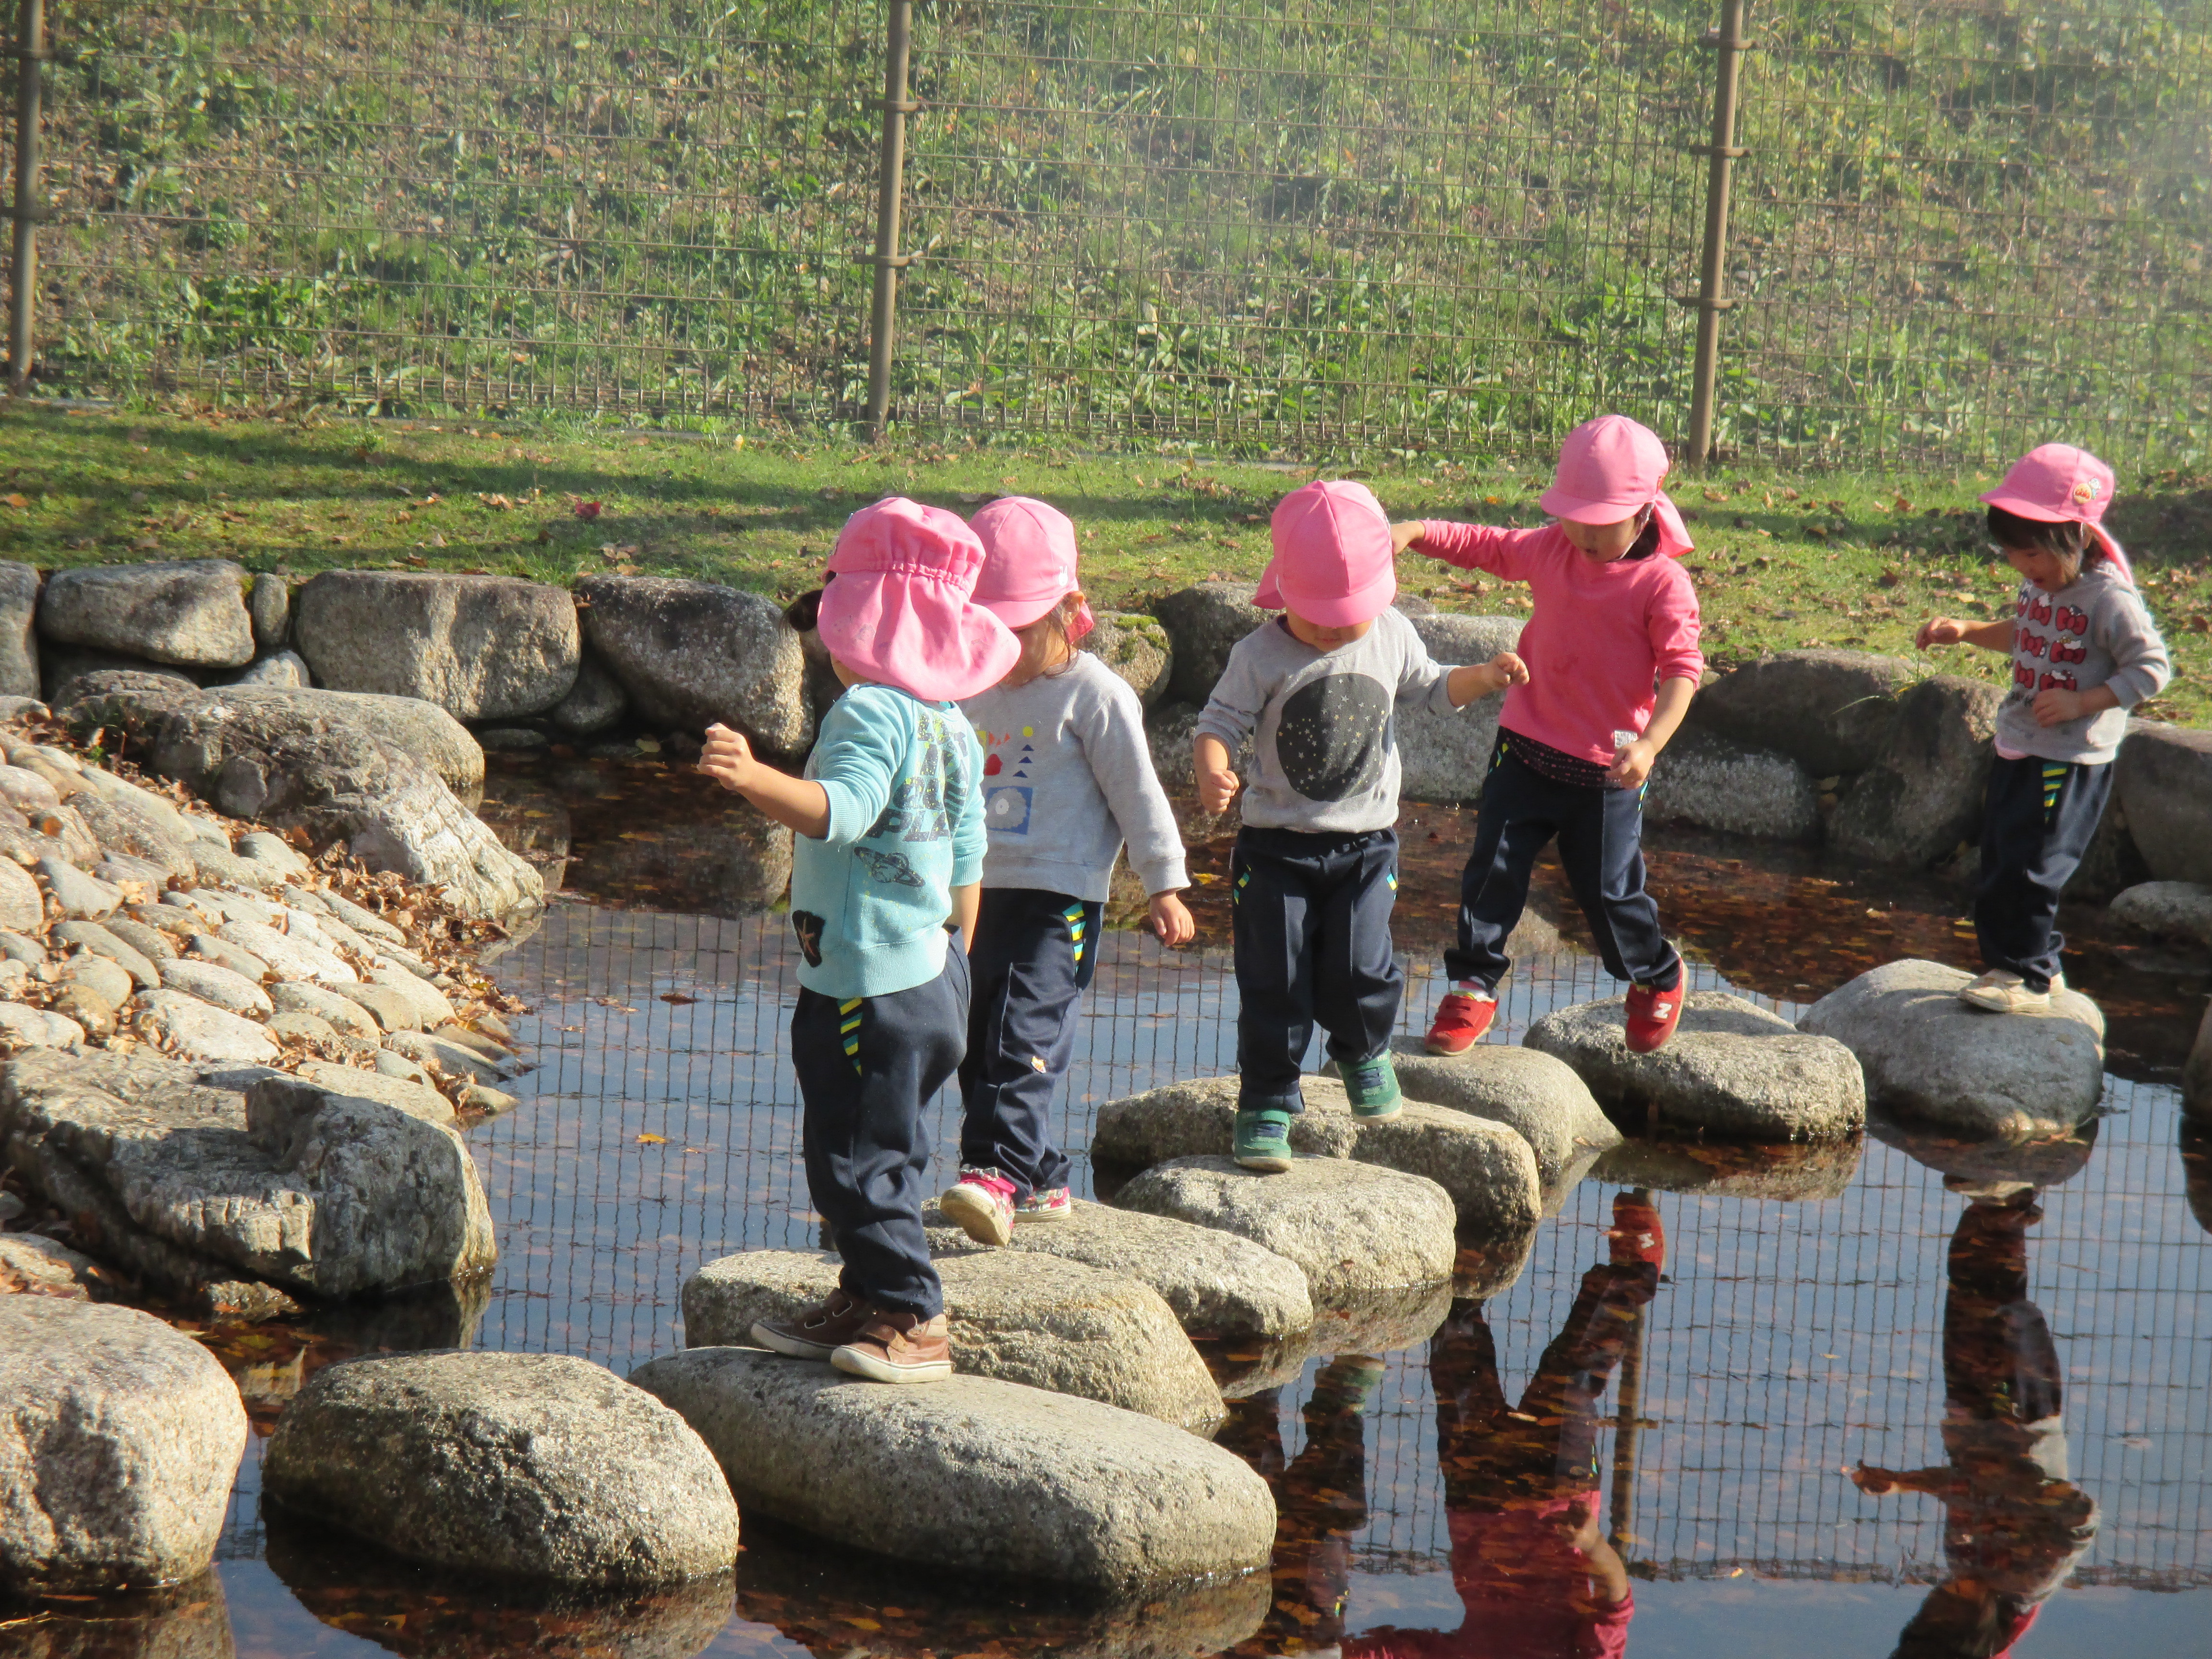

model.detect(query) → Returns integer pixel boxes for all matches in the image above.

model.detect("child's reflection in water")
[1853,1188,2098,1659]
[1228,1192,1665,1659]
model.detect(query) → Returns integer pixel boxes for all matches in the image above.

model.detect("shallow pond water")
[13,758,2212,1659]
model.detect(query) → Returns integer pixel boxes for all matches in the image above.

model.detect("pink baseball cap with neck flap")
[1257,479,1397,627]
[968,495,1096,642]
[1539,413,1694,558]
[1980,443,2132,579]
[817,496,1020,703]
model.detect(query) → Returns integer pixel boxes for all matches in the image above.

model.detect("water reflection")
[0,1574,233,1659]
[1851,1194,2099,1659]
[1590,1134,1862,1202]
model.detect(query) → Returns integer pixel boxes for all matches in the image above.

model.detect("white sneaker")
[1958,969,2059,1013]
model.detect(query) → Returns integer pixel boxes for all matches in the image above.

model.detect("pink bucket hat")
[817,496,1020,702]
[1539,413,1693,558]
[1257,480,1396,627]
[968,496,1095,642]
[1981,443,2132,580]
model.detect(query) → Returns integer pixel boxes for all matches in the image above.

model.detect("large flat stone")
[1799,957,2106,1141]
[264,1351,738,1587]
[292,572,582,720]
[1829,675,2002,867]
[575,574,809,755]
[924,1197,1312,1341]
[1527,990,1866,1142]
[1644,725,1822,842]
[547,651,628,736]
[38,560,256,669]
[1093,1074,1540,1235]
[1109,1154,1457,1304]
[683,1248,1226,1433]
[1686,648,1913,776]
[1374,1038,1620,1191]
[0,1298,247,1592]
[2116,720,2212,884]
[629,1346,1275,1593]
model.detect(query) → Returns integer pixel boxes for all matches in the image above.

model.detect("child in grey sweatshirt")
[1916,444,2171,1014]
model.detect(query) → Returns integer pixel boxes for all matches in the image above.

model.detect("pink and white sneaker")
[1014,1186,1073,1224]
[939,1166,1018,1247]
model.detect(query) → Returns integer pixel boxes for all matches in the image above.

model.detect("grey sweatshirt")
[1195,608,1467,833]
[1996,560,2170,765]
[960,652,1189,902]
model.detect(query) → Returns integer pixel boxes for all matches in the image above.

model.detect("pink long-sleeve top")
[1414,520,1705,765]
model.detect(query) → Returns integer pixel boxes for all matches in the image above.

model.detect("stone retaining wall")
[11,560,2207,887]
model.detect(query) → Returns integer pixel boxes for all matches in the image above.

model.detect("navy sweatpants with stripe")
[791,948,968,1321]
[1232,825,1402,1115]
[957,886,1100,1197]
[1975,754,2114,993]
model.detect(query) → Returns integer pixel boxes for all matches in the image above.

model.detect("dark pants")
[957,887,1098,1197]
[1232,825,1401,1114]
[1975,754,2114,993]
[1446,745,1682,992]
[791,949,969,1321]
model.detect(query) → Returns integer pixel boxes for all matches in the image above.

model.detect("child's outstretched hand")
[1196,759,1239,814]
[1915,616,1969,649]
[1149,891,1195,947]
[1389,520,1427,553]
[1487,650,1529,688]
[697,722,757,793]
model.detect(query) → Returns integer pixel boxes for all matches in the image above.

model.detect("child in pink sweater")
[1393,415,1704,1055]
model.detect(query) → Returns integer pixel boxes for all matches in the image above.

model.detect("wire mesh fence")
[18,0,2212,465]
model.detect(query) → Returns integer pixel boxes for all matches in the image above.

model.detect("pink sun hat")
[817,496,1020,703]
[1981,443,2133,580]
[968,496,1096,642]
[1539,413,1694,558]
[1257,480,1397,626]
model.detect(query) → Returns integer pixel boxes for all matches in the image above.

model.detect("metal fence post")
[1683,0,1748,467]
[863,0,915,439]
[6,0,42,394]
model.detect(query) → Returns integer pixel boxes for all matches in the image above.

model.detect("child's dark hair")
[1622,503,1662,561]
[1987,505,2098,585]
[784,577,831,632]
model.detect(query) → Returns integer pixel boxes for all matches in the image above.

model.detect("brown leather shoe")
[752,1288,875,1361]
[830,1309,954,1383]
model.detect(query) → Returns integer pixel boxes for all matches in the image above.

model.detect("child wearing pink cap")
[1915,444,2169,1013]
[1196,480,1524,1171]
[1393,414,1704,1056]
[698,495,1015,1384]
[937,497,1194,1245]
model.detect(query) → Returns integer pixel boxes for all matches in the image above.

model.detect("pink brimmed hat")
[1257,480,1396,626]
[968,496,1095,642]
[1981,443,2131,578]
[1539,413,1693,558]
[817,496,1020,702]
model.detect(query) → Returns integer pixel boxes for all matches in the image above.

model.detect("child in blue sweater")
[700,496,1015,1384]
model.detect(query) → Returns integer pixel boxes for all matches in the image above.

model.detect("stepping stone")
[1093,1074,1540,1235]
[2108,880,2212,949]
[264,1351,738,1587]
[1109,1154,1457,1306]
[921,1197,1313,1343]
[683,1248,1226,1433]
[630,1346,1276,1593]
[0,1298,247,1592]
[1800,959,2106,1142]
[1369,1039,1621,1192]
[1527,990,1865,1142]
[1591,1134,1862,1201]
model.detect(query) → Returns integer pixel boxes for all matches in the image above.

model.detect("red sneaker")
[1609,1193,1665,1269]
[1425,991,1497,1055]
[1624,981,1683,1053]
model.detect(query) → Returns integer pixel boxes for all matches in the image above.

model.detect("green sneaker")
[1341,1051,1403,1120]
[1233,1108,1295,1173]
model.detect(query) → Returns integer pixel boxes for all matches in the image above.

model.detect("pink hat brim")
[818,576,1020,703]
[1539,483,1645,524]
[1978,487,2076,523]
[1255,556,1396,627]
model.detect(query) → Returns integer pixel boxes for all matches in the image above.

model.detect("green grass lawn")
[4,404,2207,724]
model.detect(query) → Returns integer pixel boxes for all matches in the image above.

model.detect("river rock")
[384,1027,506,1084]
[547,651,628,736]
[1527,990,1865,1141]
[2117,721,2212,884]
[0,1230,112,1298]
[1688,649,1913,775]
[216,919,353,983]
[60,677,537,918]
[235,829,311,879]
[685,1248,1225,1432]
[1082,613,1174,709]
[62,951,135,1008]
[44,652,200,709]
[0,1001,82,1047]
[48,982,114,1039]
[248,572,289,647]
[0,854,38,930]
[128,989,281,1064]
[1830,675,2002,867]
[226,647,309,688]
[293,1058,452,1124]
[0,761,59,816]
[1379,1038,1621,1188]
[1110,1154,1457,1304]
[38,856,120,920]
[1395,614,1521,803]
[1644,726,1822,842]
[574,574,809,755]
[105,915,179,962]
[2106,880,2212,948]
[293,573,583,721]
[365,965,457,1023]
[269,979,379,1039]
[0,1298,247,1592]
[1093,1074,1540,1234]
[329,980,429,1033]
[54,919,158,987]
[187,933,269,981]
[1154,582,1266,706]
[264,1350,737,1587]
[0,561,36,697]
[631,1345,1275,1592]
[926,1197,1313,1341]
[159,957,274,1018]
[1799,957,2107,1140]
[38,561,256,670]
